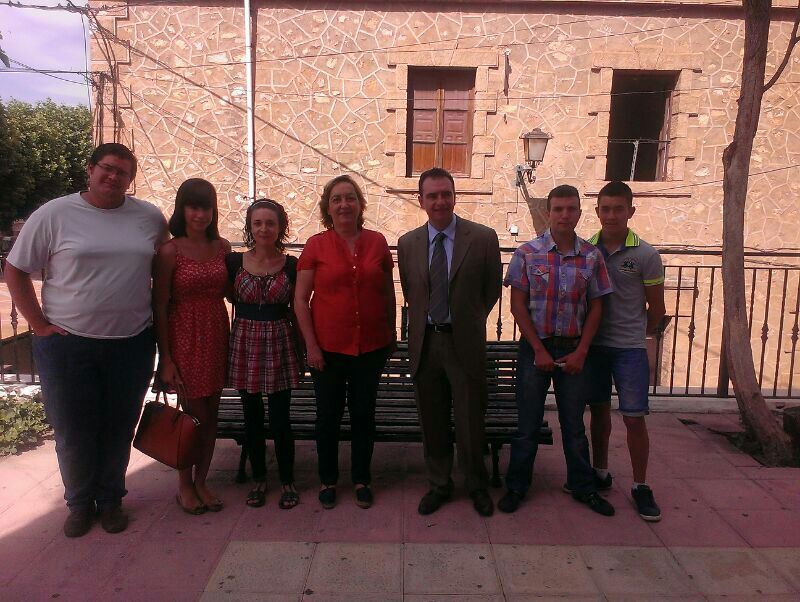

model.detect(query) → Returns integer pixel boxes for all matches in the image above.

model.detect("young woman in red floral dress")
[153,178,231,515]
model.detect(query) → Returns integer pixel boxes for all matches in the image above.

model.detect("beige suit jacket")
[398,215,502,378]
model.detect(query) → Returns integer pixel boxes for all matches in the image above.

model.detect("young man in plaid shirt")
[498,184,615,516]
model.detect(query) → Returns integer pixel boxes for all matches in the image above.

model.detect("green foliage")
[0,100,92,231]
[0,389,49,456]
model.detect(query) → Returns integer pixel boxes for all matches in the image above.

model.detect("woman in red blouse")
[295,175,396,510]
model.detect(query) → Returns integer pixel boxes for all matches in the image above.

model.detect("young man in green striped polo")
[581,180,666,521]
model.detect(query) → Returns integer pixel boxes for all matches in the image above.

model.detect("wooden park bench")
[217,341,553,487]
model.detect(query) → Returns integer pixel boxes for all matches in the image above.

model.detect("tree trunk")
[722,0,794,464]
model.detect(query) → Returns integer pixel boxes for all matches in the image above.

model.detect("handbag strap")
[154,387,189,412]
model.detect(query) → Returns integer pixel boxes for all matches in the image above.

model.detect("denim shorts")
[585,346,650,416]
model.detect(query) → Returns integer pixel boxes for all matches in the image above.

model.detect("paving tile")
[657,452,745,479]
[403,543,500,595]
[315,477,403,543]
[705,594,797,602]
[604,594,706,602]
[2,583,110,602]
[578,546,699,596]
[204,541,313,594]
[0,536,48,585]
[718,509,800,547]
[0,489,70,539]
[487,497,575,546]
[144,491,246,541]
[757,547,800,591]
[305,543,401,594]
[369,442,408,474]
[229,489,322,542]
[737,466,800,480]
[505,594,606,602]
[493,544,599,595]
[9,538,128,591]
[108,538,228,593]
[304,595,401,601]
[202,594,301,602]
[124,465,182,500]
[685,477,783,510]
[753,478,800,510]
[98,588,203,601]
[646,478,747,547]
[671,547,793,595]
[718,450,764,467]
[410,594,509,602]
[563,488,663,547]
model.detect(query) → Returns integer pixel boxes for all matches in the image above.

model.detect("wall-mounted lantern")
[515,128,552,186]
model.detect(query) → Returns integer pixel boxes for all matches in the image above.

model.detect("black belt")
[426,323,453,333]
[234,303,288,321]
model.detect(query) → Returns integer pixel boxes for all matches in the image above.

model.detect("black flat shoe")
[319,486,336,509]
[355,485,373,509]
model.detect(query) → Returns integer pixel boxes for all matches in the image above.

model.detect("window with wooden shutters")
[407,68,475,177]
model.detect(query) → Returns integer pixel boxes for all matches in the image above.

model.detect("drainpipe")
[244,0,256,201]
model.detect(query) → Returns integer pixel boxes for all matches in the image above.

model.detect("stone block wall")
[89,1,800,251]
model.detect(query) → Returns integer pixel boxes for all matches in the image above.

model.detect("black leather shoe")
[573,491,615,516]
[417,490,451,515]
[470,489,494,517]
[497,490,524,514]
[63,507,94,538]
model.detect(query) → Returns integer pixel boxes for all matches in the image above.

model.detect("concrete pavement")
[1,410,799,601]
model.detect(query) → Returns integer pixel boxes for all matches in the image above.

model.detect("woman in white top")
[5,143,168,538]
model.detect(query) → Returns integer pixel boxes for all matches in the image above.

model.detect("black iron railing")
[2,246,799,399]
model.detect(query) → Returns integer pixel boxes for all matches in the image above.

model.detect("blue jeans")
[586,346,651,416]
[33,328,155,511]
[505,337,595,496]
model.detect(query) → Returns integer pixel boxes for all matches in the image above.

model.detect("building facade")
[88,0,800,393]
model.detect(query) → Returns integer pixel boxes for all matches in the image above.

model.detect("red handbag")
[133,389,201,470]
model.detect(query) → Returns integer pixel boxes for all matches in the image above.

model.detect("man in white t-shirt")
[5,143,168,537]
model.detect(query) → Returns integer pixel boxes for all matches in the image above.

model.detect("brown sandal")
[246,483,267,508]
[176,493,206,515]
[279,485,299,510]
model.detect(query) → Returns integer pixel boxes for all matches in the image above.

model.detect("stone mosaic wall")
[89,1,800,388]
[90,1,800,250]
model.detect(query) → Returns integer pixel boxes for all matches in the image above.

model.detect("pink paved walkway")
[1,410,799,600]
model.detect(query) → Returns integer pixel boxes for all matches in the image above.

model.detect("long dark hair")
[243,199,290,251]
[168,178,220,240]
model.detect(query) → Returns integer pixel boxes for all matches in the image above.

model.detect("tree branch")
[764,0,800,92]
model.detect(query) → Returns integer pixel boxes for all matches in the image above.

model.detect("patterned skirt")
[227,316,302,394]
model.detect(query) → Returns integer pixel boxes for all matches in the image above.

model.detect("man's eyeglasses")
[95,162,132,179]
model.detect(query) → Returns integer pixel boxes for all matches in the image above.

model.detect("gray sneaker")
[632,485,661,522]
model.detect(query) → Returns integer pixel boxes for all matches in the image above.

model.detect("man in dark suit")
[398,167,502,517]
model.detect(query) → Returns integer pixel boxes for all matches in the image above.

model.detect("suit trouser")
[413,330,489,493]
